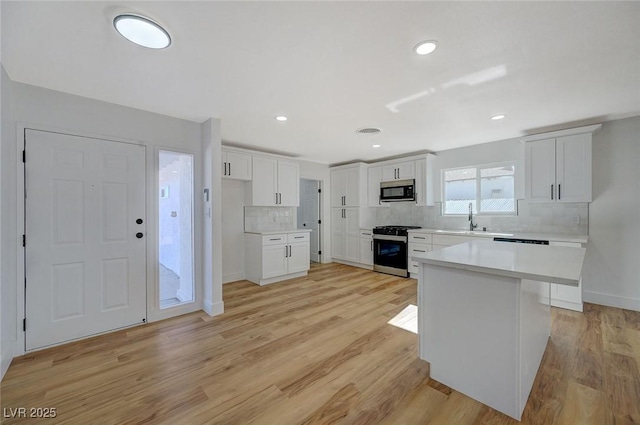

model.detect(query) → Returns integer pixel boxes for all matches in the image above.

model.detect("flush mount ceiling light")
[275,115,288,122]
[491,114,506,121]
[356,127,382,135]
[113,14,171,49]
[414,40,438,56]
[372,144,381,148]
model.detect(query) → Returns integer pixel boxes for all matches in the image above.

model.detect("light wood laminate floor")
[1,263,639,424]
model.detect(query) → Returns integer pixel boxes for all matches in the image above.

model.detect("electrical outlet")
[572,215,580,225]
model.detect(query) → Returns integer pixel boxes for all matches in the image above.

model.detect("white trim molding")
[584,291,640,312]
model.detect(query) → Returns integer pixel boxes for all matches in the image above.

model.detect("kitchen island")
[414,239,586,420]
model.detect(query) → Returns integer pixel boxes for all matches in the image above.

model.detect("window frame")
[442,161,517,216]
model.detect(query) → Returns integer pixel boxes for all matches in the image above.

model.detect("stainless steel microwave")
[380,179,415,202]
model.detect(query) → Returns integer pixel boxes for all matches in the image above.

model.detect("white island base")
[414,239,585,421]
[418,264,550,420]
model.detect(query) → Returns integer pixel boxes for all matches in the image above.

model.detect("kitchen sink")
[433,230,513,237]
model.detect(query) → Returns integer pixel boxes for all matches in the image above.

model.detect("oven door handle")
[373,234,407,242]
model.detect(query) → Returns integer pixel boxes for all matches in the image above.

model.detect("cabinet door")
[367,166,384,207]
[277,160,300,206]
[360,237,373,265]
[262,244,288,279]
[251,156,278,206]
[382,165,397,181]
[556,133,592,202]
[396,160,416,179]
[414,159,426,206]
[330,169,345,207]
[225,151,252,181]
[331,208,346,260]
[344,167,360,207]
[525,138,556,203]
[288,242,310,273]
[344,208,360,262]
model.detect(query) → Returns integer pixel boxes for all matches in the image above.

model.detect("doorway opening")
[297,179,322,263]
[158,150,195,308]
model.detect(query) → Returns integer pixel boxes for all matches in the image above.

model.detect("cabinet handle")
[414,236,425,239]
[228,162,231,176]
[414,249,426,253]
[275,193,278,204]
[550,184,554,200]
[278,193,281,204]
[558,184,561,200]
[224,162,227,176]
[270,238,282,241]
[294,236,304,239]
[343,208,346,218]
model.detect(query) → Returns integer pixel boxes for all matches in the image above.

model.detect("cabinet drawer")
[432,234,481,247]
[409,260,419,274]
[262,234,287,246]
[409,243,431,259]
[287,232,309,243]
[409,233,432,244]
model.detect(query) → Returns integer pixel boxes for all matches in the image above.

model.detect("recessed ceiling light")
[491,114,506,120]
[275,115,288,122]
[372,144,381,148]
[356,127,382,135]
[114,14,171,49]
[414,40,438,56]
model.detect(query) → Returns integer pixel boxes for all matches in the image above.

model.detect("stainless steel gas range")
[372,225,421,277]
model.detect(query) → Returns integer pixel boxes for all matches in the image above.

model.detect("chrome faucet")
[468,202,478,231]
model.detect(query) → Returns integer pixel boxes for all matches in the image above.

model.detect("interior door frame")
[299,176,324,264]
[14,122,202,354]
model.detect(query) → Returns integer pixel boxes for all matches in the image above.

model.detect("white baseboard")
[584,291,640,312]
[223,271,246,284]
[1,347,13,382]
[203,300,224,317]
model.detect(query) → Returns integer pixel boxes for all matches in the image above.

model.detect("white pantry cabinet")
[331,165,364,207]
[248,156,299,207]
[245,232,310,285]
[523,125,600,203]
[331,207,360,263]
[222,149,252,181]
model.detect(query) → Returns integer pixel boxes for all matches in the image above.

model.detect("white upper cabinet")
[367,165,384,207]
[524,126,598,203]
[382,160,416,181]
[331,165,363,207]
[222,149,252,181]
[248,156,299,206]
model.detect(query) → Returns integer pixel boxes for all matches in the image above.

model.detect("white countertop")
[412,239,586,286]
[244,229,313,235]
[408,228,588,244]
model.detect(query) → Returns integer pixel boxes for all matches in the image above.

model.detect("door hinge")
[318,219,321,224]
[22,234,26,247]
[23,318,26,332]
[22,150,26,163]
[318,250,322,255]
[317,188,321,193]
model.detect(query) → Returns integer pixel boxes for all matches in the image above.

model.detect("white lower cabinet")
[359,229,373,266]
[549,241,583,311]
[245,232,310,285]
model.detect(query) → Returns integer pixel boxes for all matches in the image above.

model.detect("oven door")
[373,235,408,276]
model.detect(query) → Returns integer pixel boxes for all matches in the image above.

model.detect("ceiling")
[2,1,639,164]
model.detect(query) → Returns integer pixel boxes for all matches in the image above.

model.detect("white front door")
[25,129,147,350]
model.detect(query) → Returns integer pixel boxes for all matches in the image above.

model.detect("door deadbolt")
[136,232,144,239]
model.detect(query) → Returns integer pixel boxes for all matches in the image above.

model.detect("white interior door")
[298,179,320,262]
[25,129,147,350]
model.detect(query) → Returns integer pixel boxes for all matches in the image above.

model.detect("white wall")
[582,116,640,311]
[222,179,246,283]
[0,79,223,365]
[298,159,331,262]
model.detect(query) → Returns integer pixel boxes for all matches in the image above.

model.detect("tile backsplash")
[374,200,588,235]
[244,206,296,232]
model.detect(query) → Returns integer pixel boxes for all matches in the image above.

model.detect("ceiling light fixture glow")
[275,115,288,122]
[414,40,438,56]
[372,144,381,148]
[114,14,171,49]
[491,114,506,120]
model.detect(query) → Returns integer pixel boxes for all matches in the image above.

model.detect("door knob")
[136,218,143,224]
[136,232,144,239]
